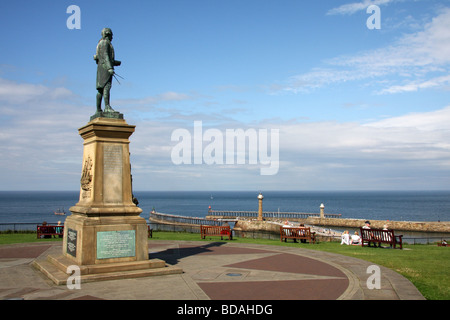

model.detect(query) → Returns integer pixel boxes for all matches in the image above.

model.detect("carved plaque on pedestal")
[103,144,123,204]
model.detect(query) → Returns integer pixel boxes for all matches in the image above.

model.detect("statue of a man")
[94,28,121,113]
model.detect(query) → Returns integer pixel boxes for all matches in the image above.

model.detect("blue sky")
[1,0,450,191]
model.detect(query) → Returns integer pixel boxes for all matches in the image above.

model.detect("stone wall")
[304,217,450,233]
[232,220,339,242]
[233,217,450,234]
[234,220,280,233]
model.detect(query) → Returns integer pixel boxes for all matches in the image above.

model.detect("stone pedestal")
[63,117,147,265]
[33,117,182,284]
[62,214,149,266]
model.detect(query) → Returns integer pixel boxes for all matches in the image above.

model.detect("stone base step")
[32,254,183,285]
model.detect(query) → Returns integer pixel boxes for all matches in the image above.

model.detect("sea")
[0,190,449,225]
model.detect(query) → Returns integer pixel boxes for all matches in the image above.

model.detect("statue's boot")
[103,92,116,112]
[104,105,116,112]
[96,92,103,113]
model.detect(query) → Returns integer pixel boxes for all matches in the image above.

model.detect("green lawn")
[1,231,449,300]
[0,232,63,244]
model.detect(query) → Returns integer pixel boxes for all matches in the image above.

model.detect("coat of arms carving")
[80,156,93,191]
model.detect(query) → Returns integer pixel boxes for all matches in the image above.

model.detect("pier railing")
[207,210,342,220]
[149,211,224,226]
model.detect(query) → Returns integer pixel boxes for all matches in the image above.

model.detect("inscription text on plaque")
[96,230,136,259]
[67,228,78,257]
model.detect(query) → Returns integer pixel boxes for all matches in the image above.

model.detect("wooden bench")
[280,226,316,244]
[37,225,64,239]
[200,225,232,240]
[359,227,403,249]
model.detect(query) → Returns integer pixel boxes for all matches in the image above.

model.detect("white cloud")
[364,105,450,130]
[280,107,450,160]
[0,78,74,104]
[0,78,91,190]
[327,0,396,16]
[1,75,449,191]
[379,75,450,94]
[126,104,450,190]
[289,109,450,176]
[282,7,450,95]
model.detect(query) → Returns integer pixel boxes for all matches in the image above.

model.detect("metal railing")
[1,221,447,245]
[0,223,60,233]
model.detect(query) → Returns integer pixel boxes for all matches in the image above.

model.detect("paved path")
[0,240,424,300]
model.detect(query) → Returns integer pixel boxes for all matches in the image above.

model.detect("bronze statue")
[94,28,122,117]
